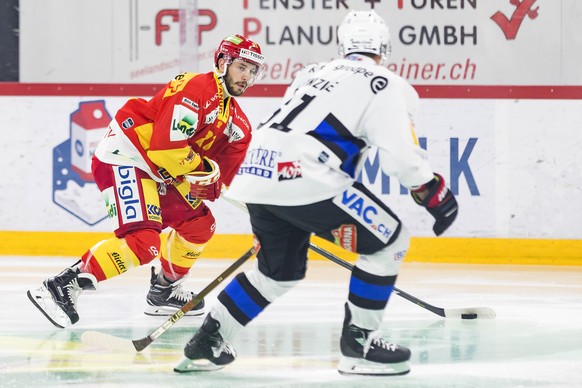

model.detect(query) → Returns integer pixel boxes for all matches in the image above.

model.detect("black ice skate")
[145,267,204,316]
[174,314,236,372]
[338,304,411,376]
[27,267,97,328]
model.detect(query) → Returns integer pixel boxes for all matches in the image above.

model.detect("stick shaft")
[132,245,259,351]
[307,243,446,317]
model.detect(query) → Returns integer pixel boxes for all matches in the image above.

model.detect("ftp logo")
[155,9,217,46]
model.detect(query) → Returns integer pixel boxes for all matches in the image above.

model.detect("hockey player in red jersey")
[174,11,458,376]
[27,34,265,328]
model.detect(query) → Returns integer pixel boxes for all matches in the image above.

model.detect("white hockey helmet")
[337,10,391,65]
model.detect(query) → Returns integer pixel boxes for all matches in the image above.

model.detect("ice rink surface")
[1,254,582,388]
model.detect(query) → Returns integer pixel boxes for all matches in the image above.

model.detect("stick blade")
[132,337,153,352]
[444,307,496,319]
[81,330,138,353]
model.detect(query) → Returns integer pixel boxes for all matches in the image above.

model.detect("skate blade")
[27,287,72,329]
[144,305,205,317]
[174,356,225,373]
[338,356,410,376]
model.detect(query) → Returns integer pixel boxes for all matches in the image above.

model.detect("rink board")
[0,86,580,266]
[2,232,581,266]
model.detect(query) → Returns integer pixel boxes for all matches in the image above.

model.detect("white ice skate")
[27,284,74,328]
[27,267,97,329]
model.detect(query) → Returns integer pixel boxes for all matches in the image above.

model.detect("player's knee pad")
[123,228,162,265]
[173,207,216,244]
[159,229,206,280]
[245,261,300,302]
[356,225,411,277]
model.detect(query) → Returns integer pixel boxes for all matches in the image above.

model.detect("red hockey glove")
[184,156,221,201]
[411,173,458,236]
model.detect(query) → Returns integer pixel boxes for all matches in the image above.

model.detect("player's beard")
[223,72,248,96]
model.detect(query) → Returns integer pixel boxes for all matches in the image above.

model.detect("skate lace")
[169,278,193,303]
[363,332,397,355]
[64,279,83,307]
[212,342,234,357]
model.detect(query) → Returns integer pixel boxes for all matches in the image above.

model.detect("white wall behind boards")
[19,0,582,85]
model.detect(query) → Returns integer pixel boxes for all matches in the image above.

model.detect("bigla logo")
[491,0,540,40]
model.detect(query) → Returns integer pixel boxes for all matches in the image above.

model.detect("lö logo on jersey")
[52,100,112,226]
[277,161,302,181]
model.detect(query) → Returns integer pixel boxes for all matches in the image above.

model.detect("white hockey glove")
[184,156,221,201]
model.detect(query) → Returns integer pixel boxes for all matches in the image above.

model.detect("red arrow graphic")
[491,0,539,40]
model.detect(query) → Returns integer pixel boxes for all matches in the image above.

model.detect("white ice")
[1,255,582,387]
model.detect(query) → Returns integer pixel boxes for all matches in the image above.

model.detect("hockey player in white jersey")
[175,10,458,376]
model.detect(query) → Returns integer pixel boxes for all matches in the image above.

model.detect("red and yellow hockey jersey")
[95,71,252,187]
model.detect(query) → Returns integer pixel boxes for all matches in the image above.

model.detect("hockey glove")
[184,156,221,201]
[411,173,458,236]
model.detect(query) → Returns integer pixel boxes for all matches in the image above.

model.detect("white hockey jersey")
[226,55,434,206]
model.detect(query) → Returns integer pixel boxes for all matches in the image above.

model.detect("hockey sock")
[347,266,397,330]
[159,230,207,281]
[81,229,162,281]
[217,273,271,327]
[81,237,141,281]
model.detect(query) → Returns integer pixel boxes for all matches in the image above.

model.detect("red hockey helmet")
[214,34,265,84]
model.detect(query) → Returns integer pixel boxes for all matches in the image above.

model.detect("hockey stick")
[222,196,495,320]
[81,245,259,353]
[307,243,496,320]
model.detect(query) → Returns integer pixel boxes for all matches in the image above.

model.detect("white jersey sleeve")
[362,76,433,188]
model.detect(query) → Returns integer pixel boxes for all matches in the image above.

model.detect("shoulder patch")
[164,73,197,98]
